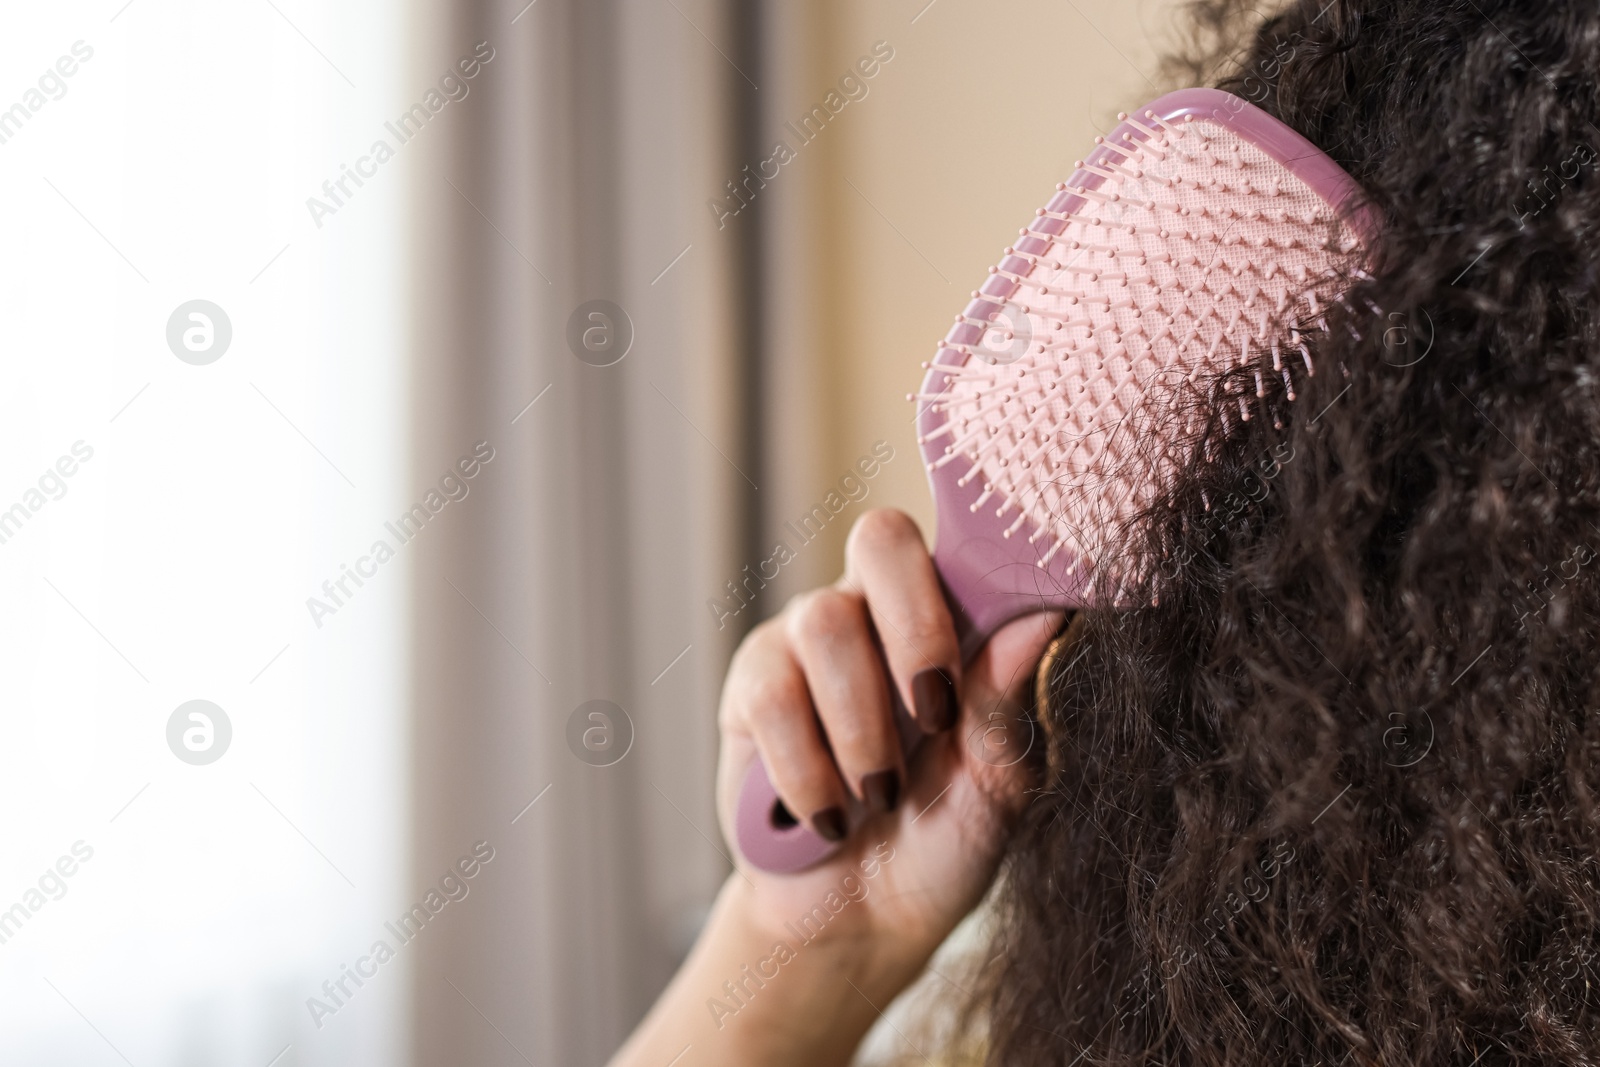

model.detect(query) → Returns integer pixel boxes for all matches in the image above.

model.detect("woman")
[614,1,1600,1063]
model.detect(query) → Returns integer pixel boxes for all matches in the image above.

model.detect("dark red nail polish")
[912,668,957,733]
[811,807,847,842]
[862,769,900,814]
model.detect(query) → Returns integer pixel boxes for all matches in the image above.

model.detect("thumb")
[958,610,1066,817]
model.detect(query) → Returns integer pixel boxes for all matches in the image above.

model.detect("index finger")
[843,509,960,735]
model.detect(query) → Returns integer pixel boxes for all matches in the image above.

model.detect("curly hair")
[980,2,1600,1065]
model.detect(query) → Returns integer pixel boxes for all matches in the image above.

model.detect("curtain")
[405,0,746,1061]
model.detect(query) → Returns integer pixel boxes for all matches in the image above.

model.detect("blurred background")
[0,0,1180,1063]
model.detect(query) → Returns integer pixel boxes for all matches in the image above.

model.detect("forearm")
[609,873,924,1067]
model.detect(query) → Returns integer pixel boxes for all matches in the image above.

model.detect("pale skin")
[609,508,1062,1067]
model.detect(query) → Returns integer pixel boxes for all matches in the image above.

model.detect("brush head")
[917,88,1371,643]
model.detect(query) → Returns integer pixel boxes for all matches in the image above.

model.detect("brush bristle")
[918,109,1361,574]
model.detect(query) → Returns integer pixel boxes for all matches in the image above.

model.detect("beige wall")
[758,0,1186,601]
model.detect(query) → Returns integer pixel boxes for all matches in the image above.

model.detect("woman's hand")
[609,508,1060,1067]
[715,508,1060,971]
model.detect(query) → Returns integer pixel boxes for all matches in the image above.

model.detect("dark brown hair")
[984,1,1600,1064]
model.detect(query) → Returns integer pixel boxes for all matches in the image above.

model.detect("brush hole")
[770,799,799,830]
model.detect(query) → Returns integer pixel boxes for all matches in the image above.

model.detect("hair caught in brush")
[974,2,1600,1065]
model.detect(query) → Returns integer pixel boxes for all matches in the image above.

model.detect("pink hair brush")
[735,88,1373,873]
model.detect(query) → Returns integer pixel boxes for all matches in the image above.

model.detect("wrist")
[704,875,905,1063]
[719,869,931,1006]
[611,873,927,1067]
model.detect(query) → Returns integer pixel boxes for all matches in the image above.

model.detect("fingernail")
[811,807,848,842]
[861,769,900,814]
[912,668,957,733]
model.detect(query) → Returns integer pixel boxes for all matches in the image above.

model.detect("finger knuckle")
[743,673,810,731]
[719,623,793,732]
[786,587,862,647]
[847,508,923,558]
